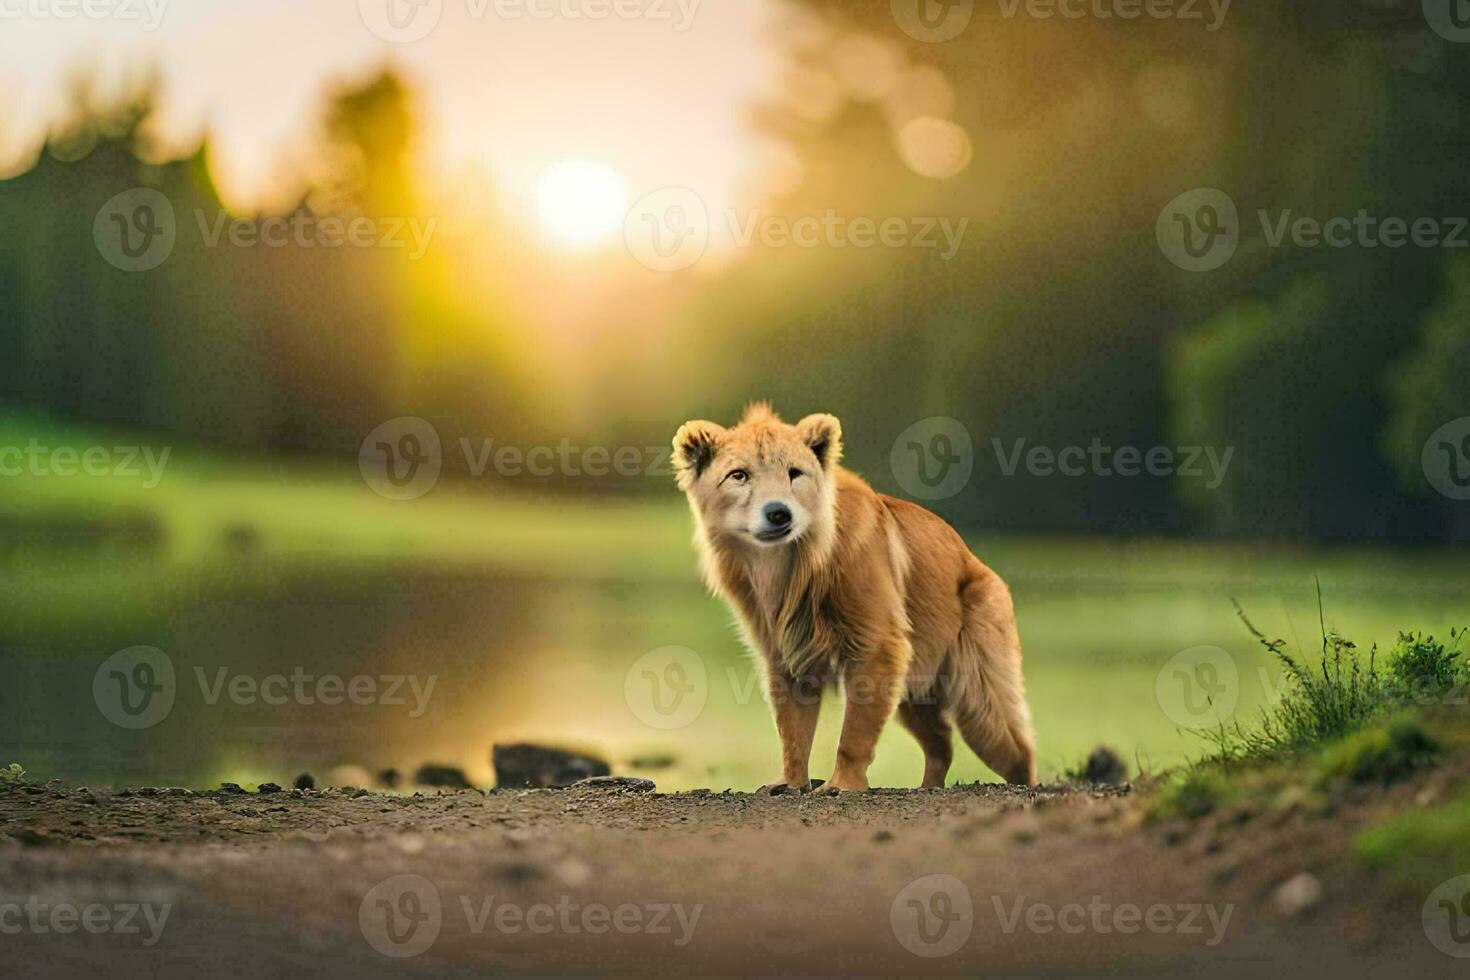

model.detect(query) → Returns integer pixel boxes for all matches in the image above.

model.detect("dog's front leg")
[759,668,822,792]
[821,638,909,793]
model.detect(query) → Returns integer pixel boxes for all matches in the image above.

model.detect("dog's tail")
[948,563,1037,785]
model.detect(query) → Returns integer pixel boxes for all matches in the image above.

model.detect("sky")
[0,0,781,224]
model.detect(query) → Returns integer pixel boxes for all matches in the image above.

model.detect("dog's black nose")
[763,502,792,527]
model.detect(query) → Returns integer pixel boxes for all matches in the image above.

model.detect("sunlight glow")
[534,160,630,246]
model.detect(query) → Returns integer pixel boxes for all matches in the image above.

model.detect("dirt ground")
[0,772,1460,977]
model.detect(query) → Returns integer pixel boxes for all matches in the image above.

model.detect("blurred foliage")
[2,1,1469,538]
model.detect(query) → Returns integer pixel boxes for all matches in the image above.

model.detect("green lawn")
[3,413,1466,789]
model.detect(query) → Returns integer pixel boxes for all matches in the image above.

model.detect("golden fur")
[673,403,1037,792]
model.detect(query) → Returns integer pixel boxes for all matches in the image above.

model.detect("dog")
[673,403,1037,793]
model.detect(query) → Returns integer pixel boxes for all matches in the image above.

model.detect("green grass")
[6,411,1470,789]
[1313,714,1442,786]
[1356,792,1470,893]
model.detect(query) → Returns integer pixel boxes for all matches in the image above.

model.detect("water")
[5,536,1466,790]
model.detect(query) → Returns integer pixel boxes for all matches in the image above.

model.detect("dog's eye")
[725,469,749,485]
[789,468,804,481]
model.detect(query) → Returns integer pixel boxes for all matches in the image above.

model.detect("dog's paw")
[756,779,820,796]
[811,779,865,798]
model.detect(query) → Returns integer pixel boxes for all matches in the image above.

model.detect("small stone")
[873,830,895,843]
[571,776,655,792]
[219,782,246,794]
[1081,746,1128,786]
[414,765,473,790]
[1272,872,1323,916]
[257,783,282,794]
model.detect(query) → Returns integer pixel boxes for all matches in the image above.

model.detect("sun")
[534,160,629,246]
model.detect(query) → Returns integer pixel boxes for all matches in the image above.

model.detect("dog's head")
[672,403,842,550]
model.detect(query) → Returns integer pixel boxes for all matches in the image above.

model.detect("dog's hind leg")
[950,570,1037,786]
[896,698,953,788]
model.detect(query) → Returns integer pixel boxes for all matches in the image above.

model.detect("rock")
[1272,872,1323,916]
[492,744,610,789]
[571,776,655,792]
[293,773,316,791]
[257,782,282,794]
[378,768,402,789]
[873,830,895,843]
[414,765,474,790]
[219,782,246,794]
[1082,746,1128,786]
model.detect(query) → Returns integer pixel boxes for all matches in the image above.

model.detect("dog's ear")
[796,413,843,471]
[672,420,727,489]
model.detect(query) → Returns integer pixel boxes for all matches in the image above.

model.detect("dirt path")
[0,776,1455,977]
